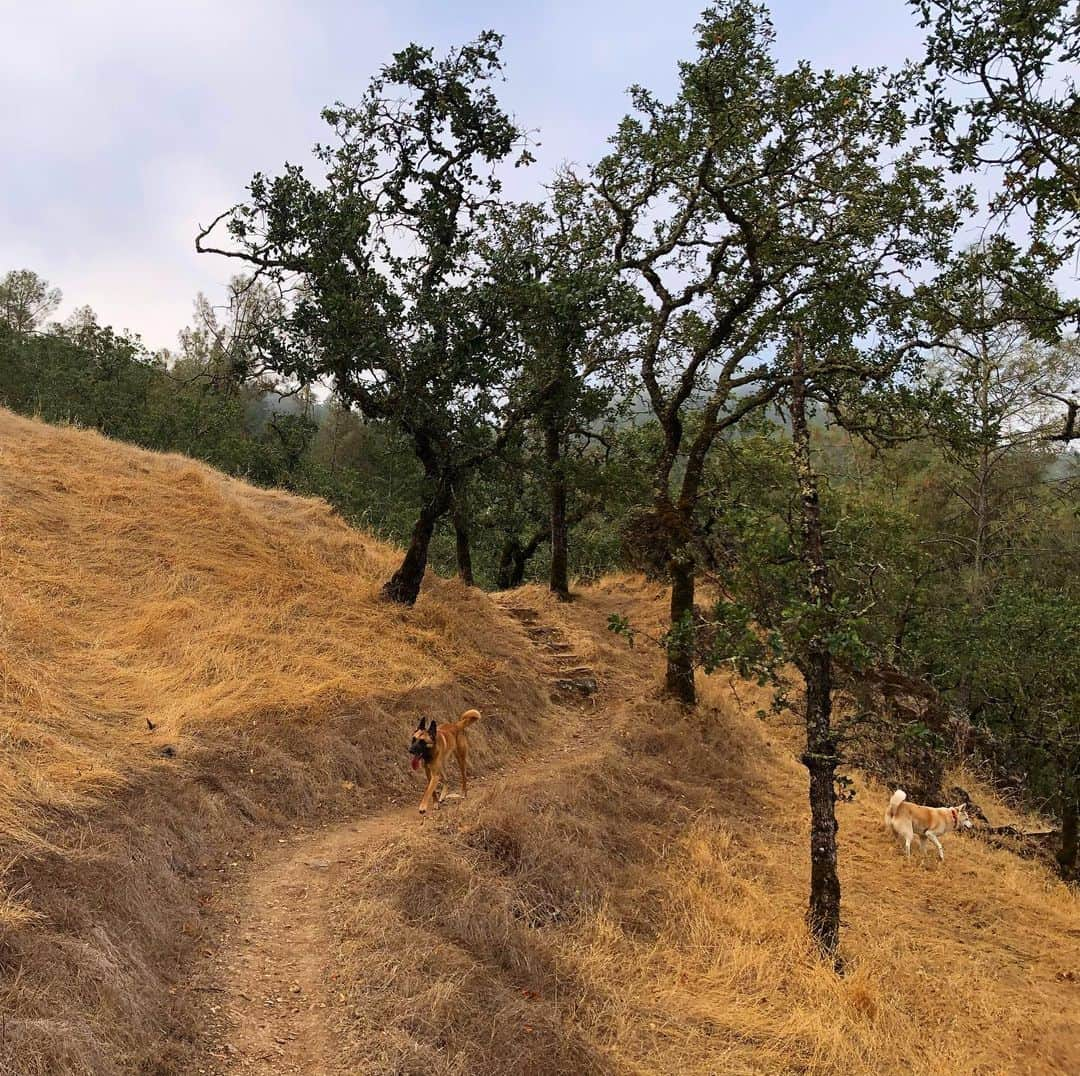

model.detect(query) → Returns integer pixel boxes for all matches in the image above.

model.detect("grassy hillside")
[328,580,1080,1076]
[0,408,551,1072]
[1,411,1076,1075]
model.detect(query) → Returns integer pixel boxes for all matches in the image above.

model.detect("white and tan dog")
[885,789,973,861]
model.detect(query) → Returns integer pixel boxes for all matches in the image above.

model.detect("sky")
[1,0,928,351]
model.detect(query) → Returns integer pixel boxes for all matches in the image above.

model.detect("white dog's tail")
[885,788,906,825]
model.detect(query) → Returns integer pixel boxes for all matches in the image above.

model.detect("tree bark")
[508,547,530,588]
[495,528,548,590]
[382,479,452,605]
[451,481,474,587]
[802,649,841,959]
[544,415,571,601]
[1058,779,1078,878]
[516,529,549,586]
[495,538,520,591]
[665,552,697,705]
[791,336,842,962]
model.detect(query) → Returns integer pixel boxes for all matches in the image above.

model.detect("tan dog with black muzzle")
[408,709,481,815]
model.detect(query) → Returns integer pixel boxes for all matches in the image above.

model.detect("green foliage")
[911,577,1080,802]
[0,269,62,335]
[692,427,877,679]
[199,33,536,487]
[606,613,635,648]
[915,0,1080,249]
[699,599,782,684]
[582,0,963,703]
[0,319,302,483]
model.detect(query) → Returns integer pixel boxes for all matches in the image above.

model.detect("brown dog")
[408,709,481,815]
[885,789,973,860]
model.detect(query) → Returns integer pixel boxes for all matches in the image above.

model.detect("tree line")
[2,0,1077,961]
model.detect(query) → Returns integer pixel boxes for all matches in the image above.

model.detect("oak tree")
[591,0,958,703]
[198,34,536,603]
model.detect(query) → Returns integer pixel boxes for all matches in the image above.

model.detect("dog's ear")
[417,715,427,730]
[428,719,438,740]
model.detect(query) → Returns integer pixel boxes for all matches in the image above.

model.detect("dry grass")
[2,410,1077,1074]
[0,407,547,855]
[0,409,550,1073]
[331,580,1080,1076]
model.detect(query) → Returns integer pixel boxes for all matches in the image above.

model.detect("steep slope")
[0,409,552,1073]
[321,580,1080,1076]
[1,410,1077,1076]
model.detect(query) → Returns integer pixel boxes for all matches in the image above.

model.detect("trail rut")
[196,601,603,1074]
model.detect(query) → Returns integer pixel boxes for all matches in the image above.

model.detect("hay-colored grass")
[0,408,549,1073]
[331,579,1080,1076]
[1,410,1077,1075]
[0,408,541,849]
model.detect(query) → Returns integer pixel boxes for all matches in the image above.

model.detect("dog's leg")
[925,831,945,862]
[419,768,441,815]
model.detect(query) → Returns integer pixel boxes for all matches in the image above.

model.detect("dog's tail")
[458,708,481,727]
[885,788,906,825]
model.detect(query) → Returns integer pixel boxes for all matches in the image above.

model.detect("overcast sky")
[1,1,928,351]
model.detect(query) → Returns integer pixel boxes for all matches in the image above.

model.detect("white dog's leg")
[925,831,945,861]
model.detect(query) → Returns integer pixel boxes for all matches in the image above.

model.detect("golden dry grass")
[0,408,550,1073]
[0,408,544,855]
[331,579,1080,1076]
[1,410,1077,1075]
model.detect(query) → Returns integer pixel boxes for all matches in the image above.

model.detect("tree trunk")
[791,335,842,962]
[495,538,520,591]
[382,480,452,605]
[508,547,529,588]
[1058,779,1078,878]
[544,415,571,601]
[802,649,841,959]
[452,482,474,587]
[515,529,549,587]
[495,529,548,590]
[665,552,697,705]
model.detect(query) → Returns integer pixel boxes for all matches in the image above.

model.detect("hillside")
[1,410,1077,1076]
[320,580,1080,1076]
[0,408,552,1072]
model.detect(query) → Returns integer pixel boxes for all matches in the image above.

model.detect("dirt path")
[198,601,604,1075]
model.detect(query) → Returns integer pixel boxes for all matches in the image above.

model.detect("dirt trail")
[199,601,604,1075]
